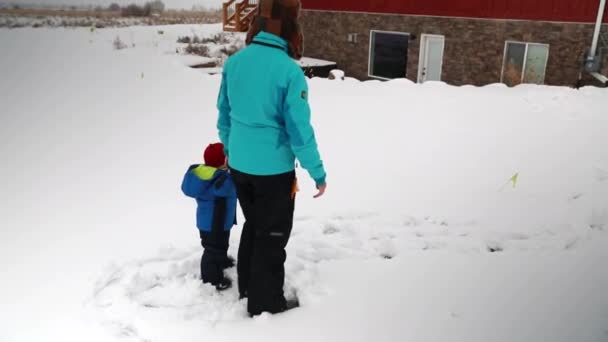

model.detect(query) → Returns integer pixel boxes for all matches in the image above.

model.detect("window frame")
[368,29,411,80]
[500,40,550,85]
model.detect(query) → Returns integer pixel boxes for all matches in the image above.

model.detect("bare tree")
[146,0,165,13]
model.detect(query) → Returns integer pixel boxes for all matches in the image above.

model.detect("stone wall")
[301,10,608,86]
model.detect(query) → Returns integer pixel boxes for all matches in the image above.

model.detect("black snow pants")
[200,197,231,285]
[230,168,296,315]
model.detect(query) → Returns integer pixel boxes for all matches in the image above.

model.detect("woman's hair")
[245,0,304,60]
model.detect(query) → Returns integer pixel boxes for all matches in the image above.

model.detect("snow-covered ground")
[1,24,608,342]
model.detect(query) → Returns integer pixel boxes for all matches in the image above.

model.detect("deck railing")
[223,0,258,32]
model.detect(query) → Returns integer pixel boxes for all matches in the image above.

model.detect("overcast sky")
[1,0,224,9]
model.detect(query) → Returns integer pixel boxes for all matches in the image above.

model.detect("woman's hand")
[313,183,327,198]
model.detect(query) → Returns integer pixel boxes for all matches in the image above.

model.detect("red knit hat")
[203,143,225,168]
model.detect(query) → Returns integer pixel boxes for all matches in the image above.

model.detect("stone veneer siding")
[301,10,608,86]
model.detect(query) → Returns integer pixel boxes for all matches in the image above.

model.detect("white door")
[418,34,445,83]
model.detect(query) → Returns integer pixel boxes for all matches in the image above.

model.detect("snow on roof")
[189,57,337,74]
[175,55,217,68]
[195,67,223,75]
[297,57,337,68]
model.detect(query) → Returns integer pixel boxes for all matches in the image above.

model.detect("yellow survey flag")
[510,173,519,188]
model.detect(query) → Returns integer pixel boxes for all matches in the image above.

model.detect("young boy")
[181,142,237,291]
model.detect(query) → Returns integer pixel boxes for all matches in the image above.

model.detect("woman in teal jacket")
[216,0,326,316]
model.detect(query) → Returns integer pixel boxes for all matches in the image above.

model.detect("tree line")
[5,1,165,15]
[109,1,166,17]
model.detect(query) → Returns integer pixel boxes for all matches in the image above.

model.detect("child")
[181,143,237,291]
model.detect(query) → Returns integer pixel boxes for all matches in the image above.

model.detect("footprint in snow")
[322,223,340,235]
[594,167,608,182]
[507,232,530,241]
[402,217,420,227]
[568,193,584,201]
[486,243,504,253]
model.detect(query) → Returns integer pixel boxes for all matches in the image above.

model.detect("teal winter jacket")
[216,31,326,186]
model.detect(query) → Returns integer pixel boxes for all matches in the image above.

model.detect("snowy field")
[1,24,608,342]
[0,14,150,28]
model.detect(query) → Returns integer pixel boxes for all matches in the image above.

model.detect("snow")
[176,54,217,67]
[329,69,345,80]
[297,56,337,68]
[1,24,608,342]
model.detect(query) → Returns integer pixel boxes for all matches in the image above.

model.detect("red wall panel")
[302,0,608,23]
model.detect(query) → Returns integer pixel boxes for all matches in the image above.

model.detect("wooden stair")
[223,0,258,32]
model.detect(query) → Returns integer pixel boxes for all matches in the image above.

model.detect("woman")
[216,0,327,316]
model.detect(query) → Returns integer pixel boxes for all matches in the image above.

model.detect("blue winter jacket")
[181,164,237,232]
[217,31,326,186]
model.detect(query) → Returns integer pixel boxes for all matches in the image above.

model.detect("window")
[369,30,409,80]
[501,41,549,86]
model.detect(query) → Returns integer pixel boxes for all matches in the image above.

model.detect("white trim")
[417,34,445,83]
[500,40,550,85]
[368,29,410,80]
[417,35,426,82]
[538,45,550,84]
[524,42,550,84]
[369,29,412,36]
[302,8,604,25]
[521,43,529,81]
[368,75,393,81]
[499,41,509,84]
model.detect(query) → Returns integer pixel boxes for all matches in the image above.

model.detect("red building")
[303,0,607,24]
[299,0,608,86]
